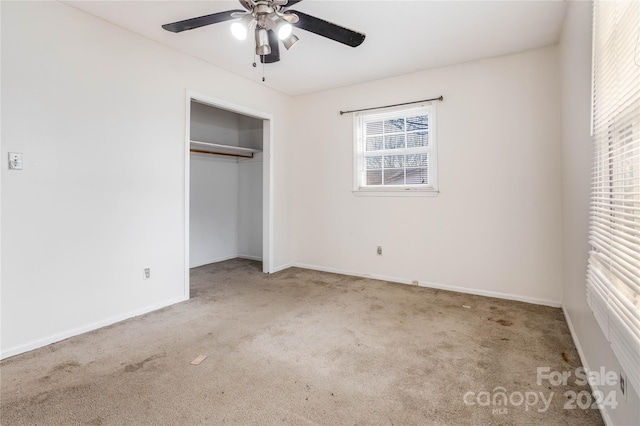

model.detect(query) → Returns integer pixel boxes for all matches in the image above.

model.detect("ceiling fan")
[162,0,366,65]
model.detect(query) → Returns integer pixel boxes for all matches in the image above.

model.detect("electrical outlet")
[144,268,151,280]
[8,152,22,170]
[412,280,419,286]
[377,246,382,256]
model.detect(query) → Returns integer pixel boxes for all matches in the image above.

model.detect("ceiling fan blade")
[162,9,245,33]
[261,30,281,64]
[289,10,365,47]
[284,0,304,7]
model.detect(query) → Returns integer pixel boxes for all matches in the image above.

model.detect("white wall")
[290,45,563,306]
[189,154,239,268]
[238,153,263,260]
[237,116,264,259]
[0,1,293,358]
[559,2,640,424]
[189,101,240,268]
[238,114,264,151]
[190,101,240,146]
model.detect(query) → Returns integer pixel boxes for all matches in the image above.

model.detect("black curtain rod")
[339,96,444,115]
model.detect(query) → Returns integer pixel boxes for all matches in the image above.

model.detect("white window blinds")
[587,0,640,393]
[354,104,438,192]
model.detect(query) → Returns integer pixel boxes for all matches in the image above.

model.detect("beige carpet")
[1,259,602,425]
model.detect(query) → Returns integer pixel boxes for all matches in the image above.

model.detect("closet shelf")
[190,141,262,159]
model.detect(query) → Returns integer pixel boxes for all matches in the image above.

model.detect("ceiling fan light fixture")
[230,14,254,40]
[265,12,293,40]
[277,22,292,40]
[282,33,299,50]
[255,28,271,56]
[231,22,247,40]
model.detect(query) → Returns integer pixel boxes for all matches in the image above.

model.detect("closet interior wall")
[189,101,263,268]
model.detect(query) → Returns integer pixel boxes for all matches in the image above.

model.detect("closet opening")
[184,91,273,298]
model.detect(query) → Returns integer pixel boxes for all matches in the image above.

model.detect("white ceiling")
[64,1,568,96]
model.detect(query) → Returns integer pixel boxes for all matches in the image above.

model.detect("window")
[587,0,640,393]
[353,104,437,195]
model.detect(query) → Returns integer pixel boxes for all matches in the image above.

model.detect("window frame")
[352,103,438,197]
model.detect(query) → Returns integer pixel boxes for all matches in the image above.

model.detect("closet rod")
[339,96,444,115]
[190,149,254,159]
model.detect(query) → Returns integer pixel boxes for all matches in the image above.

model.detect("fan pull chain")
[250,48,264,82]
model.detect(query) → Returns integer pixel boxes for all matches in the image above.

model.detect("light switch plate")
[8,153,23,170]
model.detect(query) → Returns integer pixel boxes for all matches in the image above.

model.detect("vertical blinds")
[587,0,640,393]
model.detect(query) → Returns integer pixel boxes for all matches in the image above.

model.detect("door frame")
[184,90,274,298]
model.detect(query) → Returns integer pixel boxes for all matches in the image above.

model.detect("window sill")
[352,188,439,197]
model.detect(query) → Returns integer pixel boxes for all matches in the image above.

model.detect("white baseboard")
[417,280,561,308]
[238,254,263,261]
[271,262,293,273]
[291,262,562,308]
[562,307,612,426]
[0,296,187,361]
[191,254,263,269]
[190,254,238,269]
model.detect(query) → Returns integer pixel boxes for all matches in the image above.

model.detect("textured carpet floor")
[1,259,602,425]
